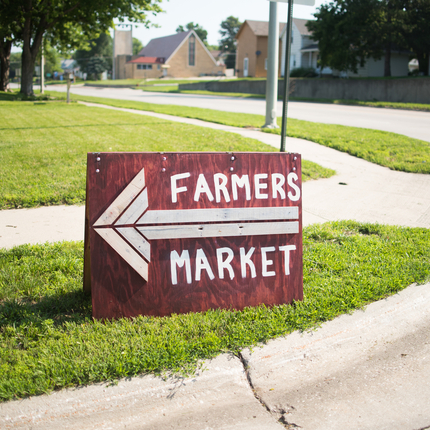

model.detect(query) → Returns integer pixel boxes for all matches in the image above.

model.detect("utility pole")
[272,0,315,151]
[280,0,294,152]
[263,1,280,129]
[40,40,44,94]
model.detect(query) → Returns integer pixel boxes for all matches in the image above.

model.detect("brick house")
[280,18,409,77]
[235,20,285,78]
[237,18,410,78]
[119,30,225,79]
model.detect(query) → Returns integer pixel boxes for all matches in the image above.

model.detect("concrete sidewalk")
[1,103,430,429]
[1,102,429,249]
[1,282,429,430]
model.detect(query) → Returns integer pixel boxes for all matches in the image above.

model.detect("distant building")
[235,20,285,78]
[236,18,411,78]
[115,30,225,79]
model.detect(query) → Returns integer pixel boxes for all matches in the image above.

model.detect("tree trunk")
[20,46,37,96]
[0,38,12,92]
[384,44,391,77]
[417,52,429,76]
[383,3,392,78]
[20,5,44,96]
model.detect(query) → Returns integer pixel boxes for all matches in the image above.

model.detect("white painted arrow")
[135,206,298,225]
[94,227,149,280]
[93,167,300,282]
[94,168,146,227]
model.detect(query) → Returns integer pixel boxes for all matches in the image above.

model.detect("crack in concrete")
[237,351,301,429]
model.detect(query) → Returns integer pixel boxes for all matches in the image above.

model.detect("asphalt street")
[53,84,430,142]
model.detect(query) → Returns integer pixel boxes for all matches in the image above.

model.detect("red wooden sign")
[84,152,303,319]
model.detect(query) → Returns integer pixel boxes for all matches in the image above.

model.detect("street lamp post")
[263,1,280,129]
[268,0,315,152]
[280,0,294,152]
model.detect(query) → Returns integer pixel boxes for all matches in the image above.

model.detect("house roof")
[137,31,191,61]
[237,18,314,39]
[61,59,78,70]
[210,50,222,58]
[237,20,286,38]
[292,18,313,36]
[137,30,218,66]
[126,57,164,64]
[301,43,319,52]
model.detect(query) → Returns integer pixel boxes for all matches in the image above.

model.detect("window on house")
[189,34,195,66]
[265,58,268,70]
[157,64,161,70]
[137,64,153,70]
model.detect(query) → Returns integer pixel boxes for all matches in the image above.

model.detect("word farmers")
[171,171,301,204]
[170,244,296,285]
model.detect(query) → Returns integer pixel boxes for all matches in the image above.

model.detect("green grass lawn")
[45,90,430,174]
[0,100,334,209]
[0,221,429,401]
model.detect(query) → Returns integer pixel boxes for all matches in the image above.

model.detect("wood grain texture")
[136,206,298,225]
[85,152,303,319]
[83,167,92,294]
[136,221,299,239]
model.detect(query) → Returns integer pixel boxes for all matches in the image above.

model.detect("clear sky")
[10,0,329,52]
[116,0,330,48]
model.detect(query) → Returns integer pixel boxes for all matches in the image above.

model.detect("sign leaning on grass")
[84,152,303,318]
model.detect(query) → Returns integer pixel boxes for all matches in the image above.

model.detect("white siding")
[281,22,303,76]
[346,54,410,78]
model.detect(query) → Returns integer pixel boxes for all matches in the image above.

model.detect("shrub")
[290,67,318,78]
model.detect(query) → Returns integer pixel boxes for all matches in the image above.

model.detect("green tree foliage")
[74,33,113,78]
[176,22,208,45]
[43,44,63,77]
[133,37,144,55]
[218,16,241,53]
[218,16,242,69]
[1,0,162,96]
[86,57,108,80]
[401,0,430,75]
[307,0,386,74]
[308,0,430,76]
[0,0,21,91]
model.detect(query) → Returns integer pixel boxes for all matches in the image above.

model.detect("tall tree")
[3,0,162,96]
[401,0,430,75]
[218,16,241,69]
[377,0,407,77]
[133,37,144,55]
[0,35,13,92]
[307,0,384,74]
[0,0,22,91]
[74,33,113,78]
[42,43,63,77]
[176,22,208,45]
[218,16,241,53]
[307,0,407,76]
